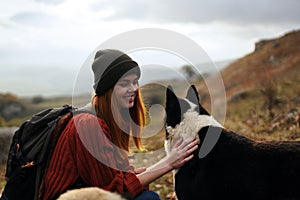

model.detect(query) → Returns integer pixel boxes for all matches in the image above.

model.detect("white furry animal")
[57,187,126,200]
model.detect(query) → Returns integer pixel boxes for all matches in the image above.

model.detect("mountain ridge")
[197,29,300,102]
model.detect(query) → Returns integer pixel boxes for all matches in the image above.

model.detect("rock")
[0,127,17,164]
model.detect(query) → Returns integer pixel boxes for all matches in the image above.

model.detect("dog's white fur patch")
[185,98,197,112]
[165,109,223,155]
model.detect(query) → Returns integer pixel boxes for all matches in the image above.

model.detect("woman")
[41,49,199,200]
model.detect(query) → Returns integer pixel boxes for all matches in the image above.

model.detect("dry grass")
[0,164,6,196]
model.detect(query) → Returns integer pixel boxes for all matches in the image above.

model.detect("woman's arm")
[137,137,199,187]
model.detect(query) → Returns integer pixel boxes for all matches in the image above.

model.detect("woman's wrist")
[136,157,174,187]
[162,156,175,171]
[161,156,175,173]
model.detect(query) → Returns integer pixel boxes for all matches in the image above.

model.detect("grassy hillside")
[195,30,300,141]
[224,30,300,99]
[197,30,300,100]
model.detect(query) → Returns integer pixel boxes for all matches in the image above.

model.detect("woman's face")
[113,73,139,109]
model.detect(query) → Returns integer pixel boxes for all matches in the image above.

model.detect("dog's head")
[165,85,223,156]
[165,85,209,128]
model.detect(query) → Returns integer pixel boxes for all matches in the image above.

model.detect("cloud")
[94,0,300,26]
[10,11,57,26]
[34,0,65,5]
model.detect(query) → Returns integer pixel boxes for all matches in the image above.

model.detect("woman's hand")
[166,137,200,169]
[134,167,147,174]
[136,137,199,187]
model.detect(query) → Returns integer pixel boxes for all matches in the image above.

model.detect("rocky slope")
[197,29,300,102]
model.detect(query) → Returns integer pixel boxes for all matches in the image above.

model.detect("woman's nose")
[128,83,138,92]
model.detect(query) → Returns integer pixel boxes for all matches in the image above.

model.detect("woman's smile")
[113,73,139,109]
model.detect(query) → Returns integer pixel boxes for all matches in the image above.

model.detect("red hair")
[93,87,146,152]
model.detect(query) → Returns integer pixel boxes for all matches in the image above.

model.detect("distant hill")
[0,93,27,122]
[197,29,300,102]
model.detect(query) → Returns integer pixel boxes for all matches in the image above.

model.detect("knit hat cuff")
[94,60,140,96]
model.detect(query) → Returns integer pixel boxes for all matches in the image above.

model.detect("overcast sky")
[1,0,299,97]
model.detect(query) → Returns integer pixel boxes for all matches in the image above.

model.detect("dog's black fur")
[165,85,300,200]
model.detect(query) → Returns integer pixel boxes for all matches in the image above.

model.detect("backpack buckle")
[21,161,35,168]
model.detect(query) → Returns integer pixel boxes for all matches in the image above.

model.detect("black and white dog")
[165,85,300,200]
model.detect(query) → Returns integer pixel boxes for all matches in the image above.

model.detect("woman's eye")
[119,83,128,87]
[117,79,139,88]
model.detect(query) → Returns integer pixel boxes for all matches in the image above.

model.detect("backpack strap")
[72,105,106,124]
[36,106,74,200]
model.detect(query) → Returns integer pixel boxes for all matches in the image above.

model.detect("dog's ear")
[186,85,199,105]
[186,85,210,115]
[167,85,174,93]
[165,85,181,127]
[166,85,179,111]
